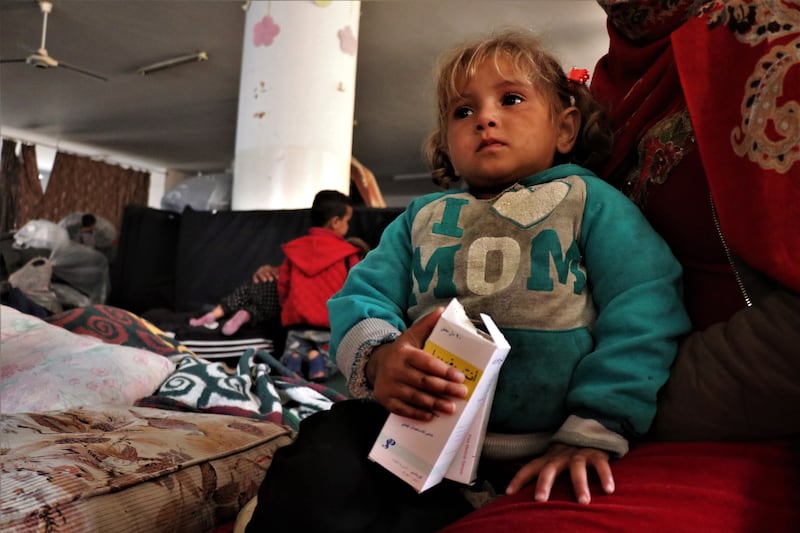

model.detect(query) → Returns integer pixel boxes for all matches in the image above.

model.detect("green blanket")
[136,348,347,430]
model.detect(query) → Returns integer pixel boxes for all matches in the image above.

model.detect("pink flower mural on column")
[338,25,357,56]
[254,15,280,47]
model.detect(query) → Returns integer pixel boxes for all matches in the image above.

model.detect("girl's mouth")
[477,138,504,151]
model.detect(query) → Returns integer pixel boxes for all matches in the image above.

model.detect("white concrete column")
[232,0,361,210]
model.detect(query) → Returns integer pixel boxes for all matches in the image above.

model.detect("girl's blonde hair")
[423,29,613,189]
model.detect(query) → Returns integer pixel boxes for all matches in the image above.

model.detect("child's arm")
[328,195,467,414]
[502,176,690,505]
[556,176,691,446]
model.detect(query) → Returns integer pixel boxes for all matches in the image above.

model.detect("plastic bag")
[13,220,70,252]
[52,282,92,309]
[9,256,52,293]
[8,256,63,313]
[58,212,117,249]
[161,173,232,213]
[49,241,110,304]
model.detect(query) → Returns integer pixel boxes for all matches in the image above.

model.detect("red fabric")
[592,26,685,185]
[278,227,360,328]
[625,148,745,329]
[671,7,800,292]
[593,0,800,322]
[442,440,800,532]
[591,1,748,328]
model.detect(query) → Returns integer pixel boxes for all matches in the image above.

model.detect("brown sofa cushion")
[653,289,800,440]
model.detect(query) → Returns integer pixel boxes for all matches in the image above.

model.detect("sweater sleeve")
[328,202,421,397]
[559,176,691,449]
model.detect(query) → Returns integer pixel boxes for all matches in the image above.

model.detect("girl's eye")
[453,106,473,120]
[502,93,524,106]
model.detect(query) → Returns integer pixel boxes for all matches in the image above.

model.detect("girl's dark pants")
[246,399,475,533]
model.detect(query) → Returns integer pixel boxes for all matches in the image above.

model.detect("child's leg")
[305,331,333,381]
[189,305,223,327]
[280,330,306,375]
[306,349,328,381]
[249,279,281,323]
[219,281,257,318]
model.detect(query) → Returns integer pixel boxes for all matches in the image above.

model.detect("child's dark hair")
[423,29,613,189]
[81,213,96,228]
[311,190,353,227]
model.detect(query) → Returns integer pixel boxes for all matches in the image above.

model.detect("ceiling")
[0,0,610,206]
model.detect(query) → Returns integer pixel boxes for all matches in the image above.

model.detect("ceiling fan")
[0,1,107,81]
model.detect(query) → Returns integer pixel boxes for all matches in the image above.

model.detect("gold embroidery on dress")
[703,0,800,173]
[731,42,800,173]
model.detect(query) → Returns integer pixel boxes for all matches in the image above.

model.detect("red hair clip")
[567,67,590,85]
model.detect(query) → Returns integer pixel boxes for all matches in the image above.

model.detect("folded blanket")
[137,349,347,430]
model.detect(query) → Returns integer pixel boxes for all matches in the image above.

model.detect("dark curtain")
[1,140,43,233]
[0,139,20,233]
[38,152,150,232]
[16,144,44,230]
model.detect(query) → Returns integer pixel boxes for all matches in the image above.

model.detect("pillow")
[1,305,174,414]
[44,304,194,360]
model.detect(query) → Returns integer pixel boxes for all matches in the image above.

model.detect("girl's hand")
[506,442,615,505]
[367,307,468,420]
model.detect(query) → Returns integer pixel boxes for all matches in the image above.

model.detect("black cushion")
[112,205,404,315]
[173,207,309,312]
[109,205,181,314]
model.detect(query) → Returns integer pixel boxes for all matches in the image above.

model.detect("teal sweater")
[329,164,690,453]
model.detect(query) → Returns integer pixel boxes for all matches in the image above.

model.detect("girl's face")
[445,56,577,196]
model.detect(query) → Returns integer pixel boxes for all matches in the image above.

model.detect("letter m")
[412,245,460,298]
[527,230,586,295]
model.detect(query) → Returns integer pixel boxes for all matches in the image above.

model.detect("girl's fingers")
[568,456,591,504]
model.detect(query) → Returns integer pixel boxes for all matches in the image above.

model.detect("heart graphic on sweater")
[491,181,571,228]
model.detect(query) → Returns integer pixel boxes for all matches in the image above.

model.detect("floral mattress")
[0,405,294,532]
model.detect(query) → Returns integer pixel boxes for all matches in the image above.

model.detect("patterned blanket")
[137,349,347,430]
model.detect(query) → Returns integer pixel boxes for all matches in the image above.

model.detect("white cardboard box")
[368,298,509,493]
[443,372,499,485]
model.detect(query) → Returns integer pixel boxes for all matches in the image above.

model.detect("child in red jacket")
[277,190,362,381]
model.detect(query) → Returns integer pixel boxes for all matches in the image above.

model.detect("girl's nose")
[475,111,497,131]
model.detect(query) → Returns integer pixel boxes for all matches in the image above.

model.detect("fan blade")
[55,60,108,82]
[0,58,29,64]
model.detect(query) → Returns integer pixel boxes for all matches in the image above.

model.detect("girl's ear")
[555,106,581,155]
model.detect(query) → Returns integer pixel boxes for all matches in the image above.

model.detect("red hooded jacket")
[277,227,361,329]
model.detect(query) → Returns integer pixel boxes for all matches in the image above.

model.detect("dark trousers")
[246,399,475,533]
[219,279,279,324]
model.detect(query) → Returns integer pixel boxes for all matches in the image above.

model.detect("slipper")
[307,353,329,382]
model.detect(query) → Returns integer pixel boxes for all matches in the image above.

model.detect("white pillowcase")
[1,305,175,414]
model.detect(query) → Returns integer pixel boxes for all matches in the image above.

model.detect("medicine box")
[368,298,509,493]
